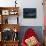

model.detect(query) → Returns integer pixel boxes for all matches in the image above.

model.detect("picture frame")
[2,10,9,15]
[23,8,36,18]
[9,10,18,15]
[10,11,18,15]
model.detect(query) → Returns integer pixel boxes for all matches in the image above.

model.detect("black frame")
[23,8,37,18]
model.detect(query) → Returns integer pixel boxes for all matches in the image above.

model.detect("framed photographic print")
[2,10,9,15]
[10,11,15,15]
[23,8,36,18]
[9,9,18,15]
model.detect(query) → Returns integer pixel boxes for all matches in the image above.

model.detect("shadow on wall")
[18,26,43,44]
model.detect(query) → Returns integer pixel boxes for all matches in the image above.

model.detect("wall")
[18,0,44,26]
[0,0,44,26]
